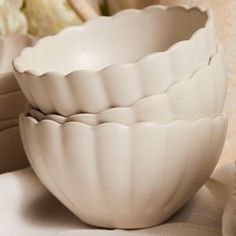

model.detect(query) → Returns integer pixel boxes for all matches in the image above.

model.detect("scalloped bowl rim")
[13,5,213,77]
[22,113,225,129]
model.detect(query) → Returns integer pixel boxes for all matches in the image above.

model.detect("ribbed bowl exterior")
[20,115,227,228]
[14,5,216,116]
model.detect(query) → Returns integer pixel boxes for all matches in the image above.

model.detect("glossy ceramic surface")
[14,5,216,116]
[20,114,227,229]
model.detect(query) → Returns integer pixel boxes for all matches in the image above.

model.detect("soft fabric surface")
[0,162,235,235]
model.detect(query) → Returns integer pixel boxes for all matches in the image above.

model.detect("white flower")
[0,0,27,35]
[23,0,83,36]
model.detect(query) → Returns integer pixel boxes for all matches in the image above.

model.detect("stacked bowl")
[0,35,34,173]
[13,5,228,229]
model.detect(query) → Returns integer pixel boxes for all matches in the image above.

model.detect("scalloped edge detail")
[13,5,217,116]
[26,45,227,125]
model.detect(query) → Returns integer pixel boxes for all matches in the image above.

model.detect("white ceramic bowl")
[14,5,216,116]
[20,113,227,229]
[28,46,226,125]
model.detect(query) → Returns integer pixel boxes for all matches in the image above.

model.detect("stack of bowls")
[0,35,34,173]
[13,5,228,229]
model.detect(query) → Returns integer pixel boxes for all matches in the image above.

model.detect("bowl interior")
[15,7,207,74]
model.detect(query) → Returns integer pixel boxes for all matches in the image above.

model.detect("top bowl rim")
[13,4,213,77]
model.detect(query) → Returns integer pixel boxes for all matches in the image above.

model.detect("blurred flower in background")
[0,0,27,35]
[23,0,83,36]
[0,0,103,37]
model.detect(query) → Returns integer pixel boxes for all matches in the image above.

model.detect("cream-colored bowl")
[14,5,216,116]
[20,113,227,229]
[29,46,226,125]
